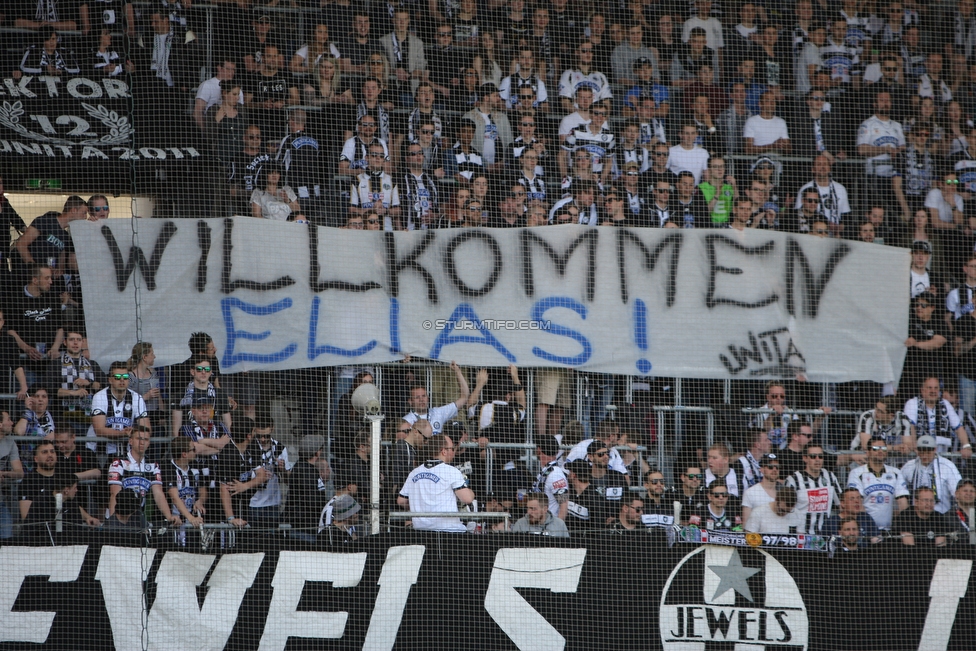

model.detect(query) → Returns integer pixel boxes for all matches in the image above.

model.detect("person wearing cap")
[741,453,781,523]
[848,437,910,530]
[512,492,570,536]
[319,493,362,541]
[242,10,276,73]
[623,57,666,115]
[744,486,802,534]
[950,478,976,532]
[908,238,940,299]
[462,83,513,172]
[282,434,329,540]
[564,459,609,531]
[533,435,570,520]
[173,355,232,440]
[743,91,791,156]
[904,376,972,458]
[900,432,964,514]
[893,487,949,546]
[398,433,474,532]
[612,23,660,88]
[822,487,882,543]
[180,393,231,477]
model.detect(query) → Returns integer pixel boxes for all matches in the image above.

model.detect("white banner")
[72,219,909,382]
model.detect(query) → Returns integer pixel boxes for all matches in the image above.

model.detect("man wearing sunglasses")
[88,360,150,459]
[586,440,627,507]
[689,481,742,532]
[610,497,647,531]
[785,444,843,534]
[847,437,909,530]
[173,356,233,438]
[676,464,706,521]
[742,453,781,523]
[643,469,675,521]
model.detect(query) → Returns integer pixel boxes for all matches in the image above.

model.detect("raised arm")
[451,360,470,410]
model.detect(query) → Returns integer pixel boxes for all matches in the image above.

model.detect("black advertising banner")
[0,75,204,191]
[1,532,974,651]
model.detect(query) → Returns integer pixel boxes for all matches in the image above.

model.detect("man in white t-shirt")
[402,361,470,435]
[398,434,474,532]
[667,122,710,184]
[741,453,780,523]
[743,91,791,155]
[681,0,724,51]
[745,486,804,533]
[193,58,243,129]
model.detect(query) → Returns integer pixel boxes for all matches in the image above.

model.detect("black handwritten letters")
[85,221,898,380]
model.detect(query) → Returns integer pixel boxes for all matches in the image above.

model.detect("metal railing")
[388,510,512,532]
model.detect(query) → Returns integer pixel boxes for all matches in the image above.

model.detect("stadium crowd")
[3,0,976,546]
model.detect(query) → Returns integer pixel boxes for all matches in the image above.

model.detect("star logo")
[708,549,761,602]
